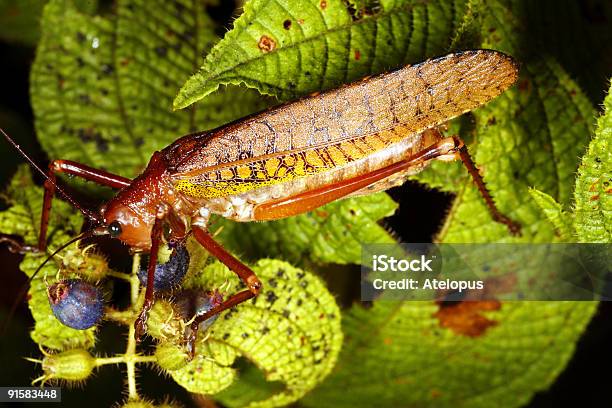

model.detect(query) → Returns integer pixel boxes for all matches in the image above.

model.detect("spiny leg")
[186,225,262,357]
[450,135,521,235]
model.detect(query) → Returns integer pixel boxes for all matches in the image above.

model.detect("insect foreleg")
[134,215,164,341]
[185,225,262,357]
[38,160,131,251]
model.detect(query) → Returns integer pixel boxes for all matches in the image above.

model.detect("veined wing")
[169,50,518,199]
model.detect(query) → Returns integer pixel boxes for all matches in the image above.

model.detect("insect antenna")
[0,127,101,223]
[1,227,109,334]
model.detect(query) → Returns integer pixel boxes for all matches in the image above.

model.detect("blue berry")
[176,289,223,331]
[194,290,223,331]
[138,244,190,291]
[47,279,104,330]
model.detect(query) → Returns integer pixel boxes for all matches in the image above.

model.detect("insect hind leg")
[449,135,521,235]
[422,127,521,235]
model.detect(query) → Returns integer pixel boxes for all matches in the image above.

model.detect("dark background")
[1,0,611,407]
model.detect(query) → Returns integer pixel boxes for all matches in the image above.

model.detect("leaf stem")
[126,324,138,399]
[125,253,143,400]
[106,270,133,282]
[95,355,158,367]
[104,308,135,325]
[130,253,141,307]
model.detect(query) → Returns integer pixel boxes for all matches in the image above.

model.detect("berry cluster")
[47,242,191,330]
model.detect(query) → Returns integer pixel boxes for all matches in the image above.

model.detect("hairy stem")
[125,253,143,400]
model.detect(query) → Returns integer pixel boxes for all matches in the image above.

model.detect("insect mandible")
[1,49,521,356]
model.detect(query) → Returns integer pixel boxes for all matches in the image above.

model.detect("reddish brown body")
[2,49,521,357]
[105,50,519,247]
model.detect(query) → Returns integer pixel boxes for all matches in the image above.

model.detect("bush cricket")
[1,49,520,356]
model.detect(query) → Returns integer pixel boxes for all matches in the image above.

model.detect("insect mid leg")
[185,225,263,357]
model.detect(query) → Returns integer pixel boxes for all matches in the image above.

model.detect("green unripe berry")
[62,245,109,282]
[42,348,96,381]
[147,300,182,340]
[155,343,189,371]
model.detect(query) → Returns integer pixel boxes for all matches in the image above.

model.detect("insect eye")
[107,221,122,238]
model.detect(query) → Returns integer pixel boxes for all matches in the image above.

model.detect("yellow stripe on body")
[174,128,408,199]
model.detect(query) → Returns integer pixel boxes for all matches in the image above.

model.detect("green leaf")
[0,166,82,251]
[0,0,97,45]
[0,110,38,189]
[174,0,472,108]
[0,167,96,350]
[303,301,597,408]
[31,0,270,178]
[168,340,239,395]
[527,81,611,244]
[573,81,612,242]
[0,0,47,45]
[448,0,483,50]
[528,188,574,241]
[214,358,286,408]
[510,1,612,105]
[177,259,343,407]
[217,192,397,265]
